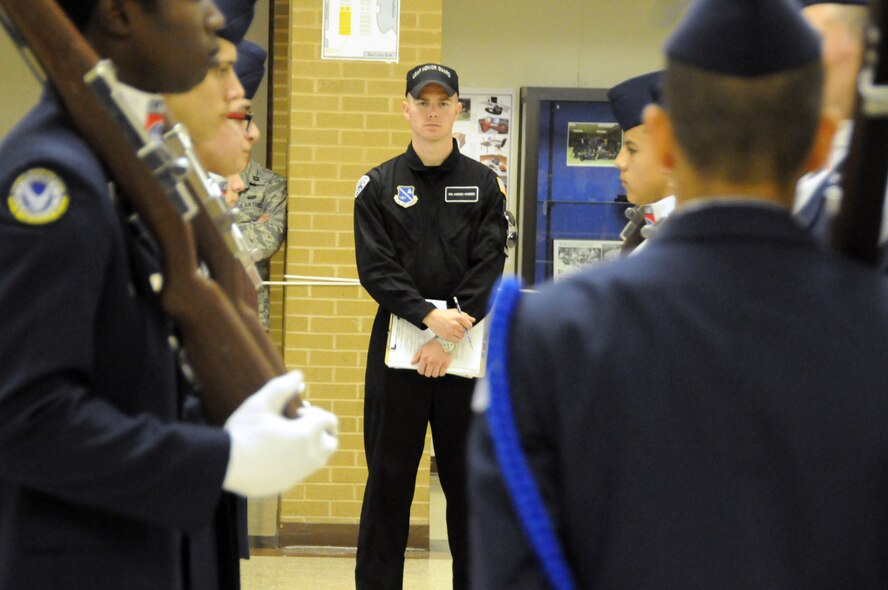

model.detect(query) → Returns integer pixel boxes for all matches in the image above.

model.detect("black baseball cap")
[406,63,459,98]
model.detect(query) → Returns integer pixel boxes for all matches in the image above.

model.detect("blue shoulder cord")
[485,277,577,590]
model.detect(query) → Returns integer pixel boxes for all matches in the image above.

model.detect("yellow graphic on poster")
[339,4,352,35]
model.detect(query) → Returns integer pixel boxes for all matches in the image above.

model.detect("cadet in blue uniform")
[353,63,508,589]
[608,71,676,254]
[468,0,888,587]
[0,2,337,589]
[167,0,251,178]
[793,0,868,242]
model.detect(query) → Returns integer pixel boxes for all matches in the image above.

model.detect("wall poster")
[452,88,517,197]
[322,0,400,62]
[453,88,519,274]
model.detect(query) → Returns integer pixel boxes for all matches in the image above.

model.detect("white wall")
[0,1,271,168]
[442,0,683,90]
[0,31,42,137]
[1,1,685,147]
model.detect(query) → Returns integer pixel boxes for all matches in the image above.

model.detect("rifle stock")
[832,0,888,265]
[0,0,300,424]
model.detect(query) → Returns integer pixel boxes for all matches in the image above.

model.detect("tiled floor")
[241,475,453,589]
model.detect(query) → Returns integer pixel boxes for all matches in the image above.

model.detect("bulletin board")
[518,87,631,284]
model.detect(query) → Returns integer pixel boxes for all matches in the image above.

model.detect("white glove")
[222,370,339,498]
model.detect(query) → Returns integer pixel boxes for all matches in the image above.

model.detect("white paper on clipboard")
[384,299,488,378]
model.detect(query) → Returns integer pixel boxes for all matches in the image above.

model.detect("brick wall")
[267,1,290,353]
[272,0,443,548]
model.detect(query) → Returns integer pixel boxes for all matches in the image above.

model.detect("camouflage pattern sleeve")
[235,161,287,263]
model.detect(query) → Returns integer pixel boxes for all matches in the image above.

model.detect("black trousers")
[356,310,474,590]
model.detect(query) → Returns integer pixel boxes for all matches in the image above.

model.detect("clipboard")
[384,299,489,378]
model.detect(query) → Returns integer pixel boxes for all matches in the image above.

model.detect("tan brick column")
[274,0,443,549]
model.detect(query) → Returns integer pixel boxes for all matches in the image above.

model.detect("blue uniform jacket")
[470,203,888,589]
[0,91,235,589]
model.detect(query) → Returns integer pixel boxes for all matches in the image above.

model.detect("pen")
[453,296,473,349]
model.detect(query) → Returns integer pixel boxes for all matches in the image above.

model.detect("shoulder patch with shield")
[394,185,419,208]
[355,175,370,199]
[7,168,70,225]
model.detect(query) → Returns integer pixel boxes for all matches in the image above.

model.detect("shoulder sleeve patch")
[355,175,371,199]
[7,167,70,225]
[497,176,508,198]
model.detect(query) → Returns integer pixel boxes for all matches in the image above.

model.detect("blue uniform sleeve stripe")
[485,276,577,590]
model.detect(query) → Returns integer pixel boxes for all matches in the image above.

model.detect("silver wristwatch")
[436,337,458,354]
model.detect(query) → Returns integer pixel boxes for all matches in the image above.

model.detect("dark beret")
[234,40,267,100]
[665,0,821,77]
[607,71,662,132]
[216,0,256,44]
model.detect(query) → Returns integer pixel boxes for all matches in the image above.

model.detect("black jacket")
[354,140,508,327]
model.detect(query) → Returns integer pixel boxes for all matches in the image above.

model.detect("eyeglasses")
[226,111,254,131]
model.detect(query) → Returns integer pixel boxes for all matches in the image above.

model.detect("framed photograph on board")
[566,122,622,167]
[552,239,622,280]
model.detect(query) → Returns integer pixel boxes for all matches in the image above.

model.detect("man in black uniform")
[468,0,888,587]
[353,63,508,589]
[0,1,338,589]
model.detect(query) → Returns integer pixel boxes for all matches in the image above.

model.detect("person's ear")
[93,0,134,37]
[402,99,411,120]
[803,107,838,173]
[643,104,676,173]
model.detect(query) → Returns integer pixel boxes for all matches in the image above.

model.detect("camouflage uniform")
[236,160,287,329]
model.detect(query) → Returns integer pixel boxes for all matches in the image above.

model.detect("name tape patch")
[445,186,479,203]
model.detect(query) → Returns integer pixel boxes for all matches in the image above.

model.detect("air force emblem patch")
[355,175,370,199]
[394,185,418,208]
[7,168,70,225]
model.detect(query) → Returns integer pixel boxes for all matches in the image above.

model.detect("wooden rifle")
[0,0,299,424]
[832,0,888,266]
[620,206,647,254]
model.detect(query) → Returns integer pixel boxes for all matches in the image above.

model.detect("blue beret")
[234,41,267,100]
[665,0,822,77]
[216,0,256,44]
[607,72,662,132]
